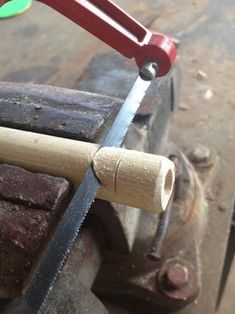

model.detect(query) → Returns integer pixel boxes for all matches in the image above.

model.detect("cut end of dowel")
[156,162,175,211]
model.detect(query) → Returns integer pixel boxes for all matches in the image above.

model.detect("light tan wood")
[0,127,175,212]
[94,148,175,212]
[0,126,99,186]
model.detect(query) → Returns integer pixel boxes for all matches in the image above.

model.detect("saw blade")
[5,75,152,314]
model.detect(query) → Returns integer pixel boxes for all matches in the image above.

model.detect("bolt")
[165,263,189,289]
[158,259,198,301]
[189,144,211,164]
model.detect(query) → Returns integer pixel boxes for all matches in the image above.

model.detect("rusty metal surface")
[0,64,176,313]
[0,80,123,311]
[0,78,130,311]
[0,82,122,143]
[43,222,108,314]
[0,164,69,211]
[154,1,235,313]
[0,164,70,299]
[0,68,174,313]
[0,0,235,313]
[93,149,205,313]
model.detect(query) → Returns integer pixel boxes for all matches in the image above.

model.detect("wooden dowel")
[0,127,175,213]
[94,148,175,212]
[0,126,99,185]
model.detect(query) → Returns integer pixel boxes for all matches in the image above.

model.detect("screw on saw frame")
[140,61,159,81]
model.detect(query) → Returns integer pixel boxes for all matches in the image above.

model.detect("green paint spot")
[0,0,32,18]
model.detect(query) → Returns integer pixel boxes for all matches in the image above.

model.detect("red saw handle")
[0,0,176,76]
[39,0,176,77]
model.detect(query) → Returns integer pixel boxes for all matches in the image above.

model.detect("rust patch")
[0,164,71,298]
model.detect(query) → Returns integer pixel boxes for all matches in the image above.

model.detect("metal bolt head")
[189,144,211,164]
[157,259,199,301]
[165,264,189,289]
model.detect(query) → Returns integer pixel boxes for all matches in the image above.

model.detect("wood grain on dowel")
[0,127,175,213]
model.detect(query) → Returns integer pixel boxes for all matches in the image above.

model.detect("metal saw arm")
[0,0,176,77]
